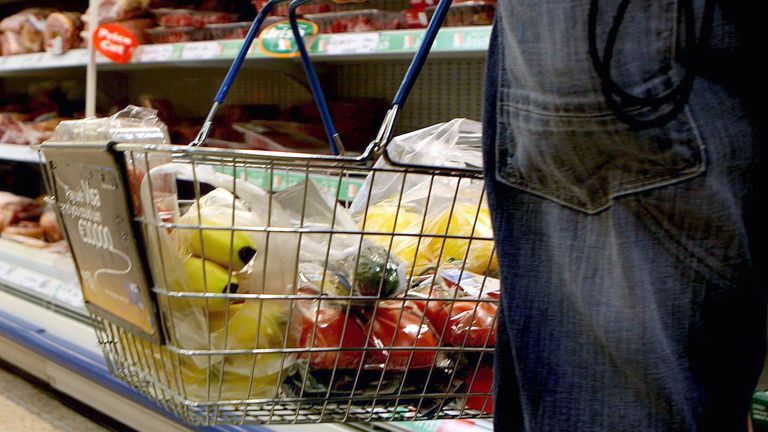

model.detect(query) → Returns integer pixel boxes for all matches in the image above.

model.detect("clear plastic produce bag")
[351,119,497,277]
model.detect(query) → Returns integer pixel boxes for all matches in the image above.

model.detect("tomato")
[412,297,446,328]
[300,307,367,370]
[465,365,494,414]
[436,301,498,347]
[365,305,439,369]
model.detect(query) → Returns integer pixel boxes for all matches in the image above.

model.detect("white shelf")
[0,49,90,74]
[0,143,40,163]
[0,238,84,314]
[0,26,490,75]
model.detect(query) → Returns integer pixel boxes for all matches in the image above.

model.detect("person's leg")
[483,2,764,430]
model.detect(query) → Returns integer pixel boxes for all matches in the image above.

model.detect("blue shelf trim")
[0,308,269,432]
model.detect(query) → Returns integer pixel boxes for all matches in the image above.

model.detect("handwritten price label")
[181,42,221,60]
[325,33,380,55]
[139,44,174,62]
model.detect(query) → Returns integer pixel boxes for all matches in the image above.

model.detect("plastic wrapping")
[151,9,237,28]
[426,1,496,27]
[137,167,298,395]
[364,300,440,370]
[352,119,497,277]
[145,27,211,44]
[0,8,54,56]
[49,106,175,218]
[278,180,408,302]
[305,9,405,33]
[411,264,499,348]
[84,0,150,24]
[49,105,170,143]
[44,12,84,54]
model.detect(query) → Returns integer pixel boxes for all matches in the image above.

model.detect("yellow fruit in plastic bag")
[225,299,289,349]
[425,202,498,274]
[363,202,437,275]
[183,256,238,312]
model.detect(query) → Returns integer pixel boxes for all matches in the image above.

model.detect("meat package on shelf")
[0,192,66,252]
[0,8,85,56]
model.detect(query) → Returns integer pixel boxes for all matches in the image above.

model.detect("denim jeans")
[483,1,764,431]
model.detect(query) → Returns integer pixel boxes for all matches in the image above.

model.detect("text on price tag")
[324,33,380,55]
[94,24,139,63]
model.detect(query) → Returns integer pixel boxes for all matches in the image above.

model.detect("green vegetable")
[342,244,404,298]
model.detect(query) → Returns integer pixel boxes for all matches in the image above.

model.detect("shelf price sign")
[40,142,162,343]
[258,20,318,58]
[94,24,140,64]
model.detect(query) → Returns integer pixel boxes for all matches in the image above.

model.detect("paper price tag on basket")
[40,143,163,343]
[324,33,380,55]
[258,20,318,58]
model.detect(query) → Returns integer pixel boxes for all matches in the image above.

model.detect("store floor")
[0,362,134,432]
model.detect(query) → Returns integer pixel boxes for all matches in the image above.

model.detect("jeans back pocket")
[495,88,706,214]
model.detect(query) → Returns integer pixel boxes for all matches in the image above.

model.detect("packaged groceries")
[411,264,499,348]
[305,10,405,33]
[426,1,496,27]
[145,26,210,43]
[86,0,150,24]
[44,12,84,54]
[0,192,66,252]
[0,9,54,56]
[150,9,236,29]
[353,119,498,277]
[462,362,494,414]
[364,301,440,370]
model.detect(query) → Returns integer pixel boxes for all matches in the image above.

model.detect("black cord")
[588,0,717,129]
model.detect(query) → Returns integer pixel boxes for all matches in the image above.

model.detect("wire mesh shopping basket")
[39,0,498,425]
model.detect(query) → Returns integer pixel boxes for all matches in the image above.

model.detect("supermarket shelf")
[0,290,274,432]
[0,26,490,74]
[0,238,85,318]
[0,49,90,74]
[0,143,40,163]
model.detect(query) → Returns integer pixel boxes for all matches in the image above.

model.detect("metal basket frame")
[41,0,498,425]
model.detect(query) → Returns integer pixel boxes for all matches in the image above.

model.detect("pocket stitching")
[494,105,707,214]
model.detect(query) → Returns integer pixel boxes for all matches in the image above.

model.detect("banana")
[184,256,239,311]
[225,299,289,349]
[189,219,258,272]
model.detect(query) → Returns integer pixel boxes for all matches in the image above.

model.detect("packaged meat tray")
[426,1,495,27]
[252,0,336,18]
[151,9,237,28]
[207,17,284,40]
[304,9,405,33]
[145,26,211,44]
[44,12,84,54]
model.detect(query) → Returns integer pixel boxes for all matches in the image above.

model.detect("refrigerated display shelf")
[0,26,490,74]
[0,238,84,318]
[0,290,273,432]
[0,143,39,163]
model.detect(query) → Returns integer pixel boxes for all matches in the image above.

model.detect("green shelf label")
[258,20,318,58]
[215,166,365,202]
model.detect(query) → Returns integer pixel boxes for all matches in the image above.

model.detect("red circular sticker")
[93,24,139,64]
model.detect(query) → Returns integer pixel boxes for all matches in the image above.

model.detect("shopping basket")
[39,0,498,425]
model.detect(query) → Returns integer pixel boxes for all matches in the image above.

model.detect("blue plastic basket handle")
[191,0,455,155]
[288,0,342,155]
[288,0,454,155]
[190,0,288,147]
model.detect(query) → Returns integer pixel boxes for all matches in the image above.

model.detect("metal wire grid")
[67,144,497,425]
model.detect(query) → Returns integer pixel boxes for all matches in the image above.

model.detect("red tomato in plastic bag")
[465,365,494,414]
[437,301,498,347]
[365,305,439,369]
[412,297,446,329]
[300,307,367,369]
